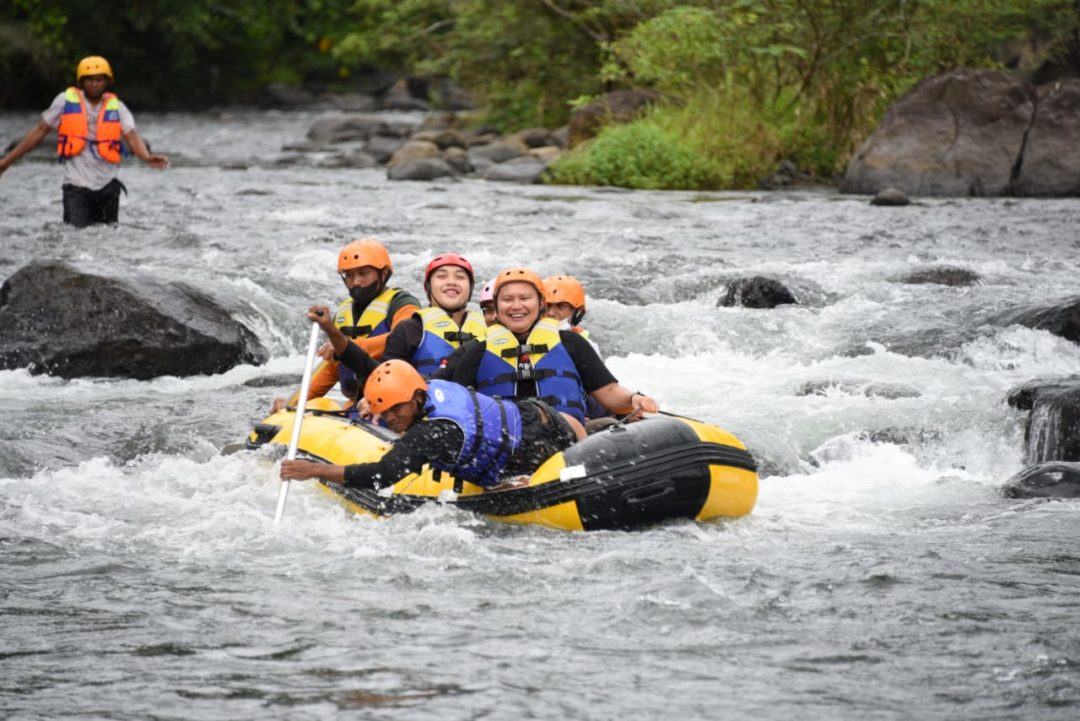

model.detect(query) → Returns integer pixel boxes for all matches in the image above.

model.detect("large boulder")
[1007,376,1080,464]
[842,69,1036,196]
[0,261,267,379]
[1013,79,1080,196]
[992,296,1080,344]
[567,89,662,147]
[1002,462,1080,499]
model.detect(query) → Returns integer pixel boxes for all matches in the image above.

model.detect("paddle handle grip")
[275,321,322,523]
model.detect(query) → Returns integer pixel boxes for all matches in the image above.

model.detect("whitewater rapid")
[2,109,1079,719]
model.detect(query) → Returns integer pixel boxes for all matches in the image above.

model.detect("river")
[2,109,1079,720]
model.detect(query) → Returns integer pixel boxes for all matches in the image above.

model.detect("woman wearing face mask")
[304,253,487,389]
[435,267,659,426]
[271,238,420,414]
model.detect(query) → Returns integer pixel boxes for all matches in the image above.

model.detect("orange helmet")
[338,239,392,275]
[492,267,545,307]
[543,275,586,313]
[363,360,427,414]
[77,56,113,82]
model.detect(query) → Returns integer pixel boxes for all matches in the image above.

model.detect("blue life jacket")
[423,380,522,487]
[411,307,487,377]
[335,287,401,400]
[475,317,587,424]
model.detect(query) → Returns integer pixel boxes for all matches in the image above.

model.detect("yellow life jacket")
[333,287,400,339]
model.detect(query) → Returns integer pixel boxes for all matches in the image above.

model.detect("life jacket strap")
[341,324,374,338]
[499,342,549,359]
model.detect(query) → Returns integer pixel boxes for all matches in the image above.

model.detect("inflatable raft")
[246,405,758,531]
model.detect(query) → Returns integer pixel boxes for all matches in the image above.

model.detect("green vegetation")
[5,1,1078,188]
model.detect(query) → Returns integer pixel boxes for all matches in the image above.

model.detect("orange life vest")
[57,88,123,163]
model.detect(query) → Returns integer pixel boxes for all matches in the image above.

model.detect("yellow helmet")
[77,56,114,82]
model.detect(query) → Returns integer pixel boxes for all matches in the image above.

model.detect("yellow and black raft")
[246,404,758,531]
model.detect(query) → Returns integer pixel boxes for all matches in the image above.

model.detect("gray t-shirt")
[42,90,136,190]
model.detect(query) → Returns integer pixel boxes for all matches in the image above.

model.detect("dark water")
[2,109,1080,720]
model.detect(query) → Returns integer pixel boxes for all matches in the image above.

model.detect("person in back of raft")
[435,267,660,425]
[270,238,420,416]
[304,252,487,386]
[0,55,168,227]
[279,360,584,490]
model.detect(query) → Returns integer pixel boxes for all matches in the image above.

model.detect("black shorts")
[502,399,578,477]
[62,179,126,228]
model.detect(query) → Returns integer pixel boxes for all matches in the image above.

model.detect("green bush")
[549,120,729,190]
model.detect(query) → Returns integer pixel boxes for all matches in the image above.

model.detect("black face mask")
[349,283,381,310]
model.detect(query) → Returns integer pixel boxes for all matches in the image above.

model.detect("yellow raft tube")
[246,402,758,532]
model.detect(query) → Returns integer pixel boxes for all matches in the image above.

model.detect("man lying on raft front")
[280,360,585,490]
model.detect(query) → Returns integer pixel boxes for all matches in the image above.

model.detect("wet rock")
[871,188,911,206]
[568,89,662,147]
[243,373,302,388]
[468,156,495,175]
[759,160,822,190]
[482,157,547,184]
[717,276,798,309]
[841,69,1036,196]
[509,127,555,148]
[325,150,378,169]
[468,142,525,164]
[0,260,267,380]
[797,379,922,399]
[281,139,329,153]
[364,135,406,164]
[380,89,431,112]
[898,266,982,286]
[992,296,1080,343]
[465,131,501,147]
[318,92,378,113]
[388,140,440,167]
[411,129,467,150]
[862,427,943,446]
[442,147,473,175]
[1013,79,1080,196]
[306,113,389,143]
[1002,462,1080,498]
[1007,375,1080,463]
[387,157,455,181]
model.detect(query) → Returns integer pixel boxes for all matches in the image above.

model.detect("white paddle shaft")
[274,321,322,523]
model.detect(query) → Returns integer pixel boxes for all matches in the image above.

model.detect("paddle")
[274,321,323,523]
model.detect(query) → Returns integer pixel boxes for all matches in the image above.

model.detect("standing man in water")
[0,55,169,227]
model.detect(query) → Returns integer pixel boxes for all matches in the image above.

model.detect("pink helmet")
[479,277,496,304]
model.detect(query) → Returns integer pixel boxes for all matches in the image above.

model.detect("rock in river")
[0,260,268,380]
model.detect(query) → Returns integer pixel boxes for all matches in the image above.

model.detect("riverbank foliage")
[336,0,1079,188]
[5,1,1079,188]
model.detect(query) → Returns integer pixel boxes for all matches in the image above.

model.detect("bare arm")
[0,121,52,177]
[280,459,346,484]
[591,382,659,419]
[122,128,169,169]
